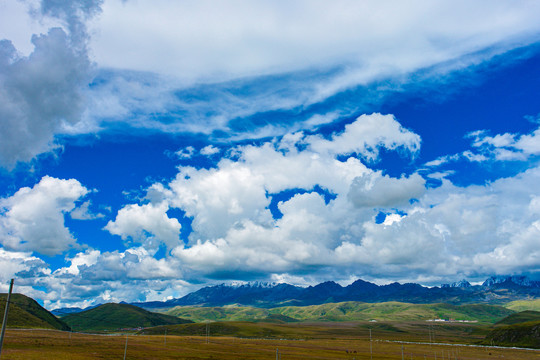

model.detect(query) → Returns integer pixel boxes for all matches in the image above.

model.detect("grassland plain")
[164,301,514,323]
[0,324,538,359]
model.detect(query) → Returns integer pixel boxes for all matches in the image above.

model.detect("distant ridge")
[131,275,540,310]
[441,279,471,288]
[482,275,540,288]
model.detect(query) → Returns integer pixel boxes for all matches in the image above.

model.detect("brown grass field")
[1,321,538,359]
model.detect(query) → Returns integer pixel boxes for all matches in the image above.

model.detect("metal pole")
[164,328,167,345]
[369,328,372,360]
[0,279,14,357]
[123,334,128,360]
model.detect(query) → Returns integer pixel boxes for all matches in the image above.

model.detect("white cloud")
[6,113,540,305]
[72,0,540,141]
[91,1,540,83]
[56,249,100,276]
[40,246,189,309]
[307,113,421,160]
[200,145,220,156]
[175,146,195,159]
[144,119,540,283]
[348,172,426,208]
[3,0,540,166]
[467,124,540,161]
[424,154,460,167]
[70,200,104,220]
[0,176,89,256]
[0,0,102,168]
[149,115,425,278]
[105,202,181,251]
[0,28,92,168]
[461,151,488,163]
[0,248,48,285]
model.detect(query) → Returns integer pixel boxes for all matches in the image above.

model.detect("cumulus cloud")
[200,145,220,156]
[130,115,540,284]
[307,113,421,160]
[0,176,89,256]
[6,113,540,305]
[0,28,91,168]
[140,114,426,279]
[0,0,102,168]
[0,248,48,285]
[175,146,195,159]
[348,172,426,208]
[39,246,188,309]
[105,202,181,251]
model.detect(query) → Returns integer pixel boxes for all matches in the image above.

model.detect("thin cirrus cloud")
[80,0,540,142]
[93,0,540,82]
[2,1,540,167]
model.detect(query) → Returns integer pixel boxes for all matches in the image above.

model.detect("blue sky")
[1,0,540,309]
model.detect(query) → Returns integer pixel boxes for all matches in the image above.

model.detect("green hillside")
[482,320,540,348]
[504,299,540,312]
[165,305,269,322]
[166,301,513,323]
[495,310,540,326]
[62,303,193,332]
[0,293,70,330]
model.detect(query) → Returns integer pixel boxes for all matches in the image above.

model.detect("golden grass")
[0,323,537,359]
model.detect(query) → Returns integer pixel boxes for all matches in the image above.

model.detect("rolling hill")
[164,301,514,323]
[62,303,193,332]
[482,320,540,348]
[495,310,540,326]
[0,293,70,330]
[504,299,540,312]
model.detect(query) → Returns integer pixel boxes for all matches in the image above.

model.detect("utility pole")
[123,334,128,360]
[0,279,14,357]
[369,328,372,360]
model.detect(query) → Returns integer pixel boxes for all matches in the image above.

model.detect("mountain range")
[50,275,540,316]
[129,275,540,310]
